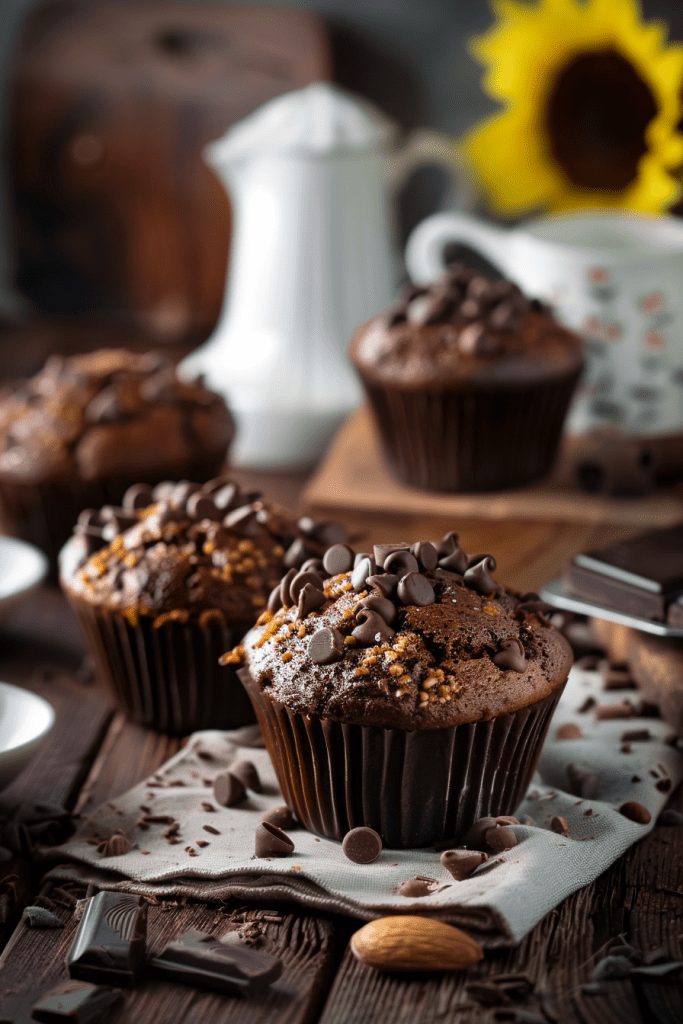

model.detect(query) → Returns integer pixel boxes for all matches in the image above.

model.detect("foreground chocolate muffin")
[60,478,344,734]
[234,535,573,847]
[0,349,234,569]
[349,264,584,492]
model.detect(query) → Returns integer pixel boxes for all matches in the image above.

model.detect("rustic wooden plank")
[0,886,335,1024]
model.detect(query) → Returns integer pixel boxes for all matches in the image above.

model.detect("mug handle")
[405,211,512,285]
[388,129,479,216]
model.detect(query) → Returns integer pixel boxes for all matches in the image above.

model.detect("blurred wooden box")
[10,1,330,340]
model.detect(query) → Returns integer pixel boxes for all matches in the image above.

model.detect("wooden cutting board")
[303,407,683,528]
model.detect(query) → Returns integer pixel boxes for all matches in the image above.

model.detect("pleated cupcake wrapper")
[68,597,255,735]
[0,455,225,579]
[241,668,564,849]
[360,368,582,492]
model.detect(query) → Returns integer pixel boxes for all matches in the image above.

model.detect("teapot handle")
[388,129,478,216]
[405,211,513,285]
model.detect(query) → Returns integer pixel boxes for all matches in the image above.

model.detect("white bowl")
[0,535,48,621]
[0,682,55,790]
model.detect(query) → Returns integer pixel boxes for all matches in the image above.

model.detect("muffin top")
[349,264,584,391]
[0,349,234,483]
[235,534,573,729]
[60,477,346,628]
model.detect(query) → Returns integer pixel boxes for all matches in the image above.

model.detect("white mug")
[406,211,683,437]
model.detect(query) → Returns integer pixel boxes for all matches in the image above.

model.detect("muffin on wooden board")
[0,349,234,571]
[234,534,572,848]
[60,476,345,734]
[349,264,584,493]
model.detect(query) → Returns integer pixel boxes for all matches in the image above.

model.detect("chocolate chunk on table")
[146,928,282,995]
[565,522,683,621]
[32,980,122,1022]
[68,891,147,985]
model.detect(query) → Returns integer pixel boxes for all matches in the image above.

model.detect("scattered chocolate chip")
[289,570,324,605]
[96,834,130,857]
[230,760,262,793]
[322,544,354,576]
[620,801,651,824]
[224,505,259,537]
[352,609,395,646]
[367,573,399,598]
[631,775,641,783]
[620,729,651,742]
[658,809,683,826]
[358,593,396,625]
[464,816,498,850]
[186,492,218,520]
[297,583,326,619]
[621,743,632,753]
[308,627,345,664]
[485,825,518,852]
[342,827,383,864]
[410,541,438,572]
[656,778,672,792]
[464,556,498,595]
[351,556,378,592]
[399,877,435,898]
[213,772,246,807]
[567,764,601,799]
[440,849,487,880]
[24,906,64,928]
[594,703,632,720]
[260,806,296,830]
[384,550,419,576]
[492,636,526,672]
[121,483,152,513]
[551,816,569,836]
[279,568,298,610]
[602,669,636,690]
[255,821,294,858]
[202,825,220,835]
[556,723,583,740]
[397,572,435,607]
[267,585,283,615]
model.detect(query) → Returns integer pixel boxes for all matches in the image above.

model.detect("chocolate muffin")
[349,264,584,492]
[0,349,234,570]
[235,534,572,848]
[60,477,345,734]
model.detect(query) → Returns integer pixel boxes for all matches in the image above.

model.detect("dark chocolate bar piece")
[68,891,147,985]
[32,980,122,1022]
[566,522,683,621]
[146,929,282,996]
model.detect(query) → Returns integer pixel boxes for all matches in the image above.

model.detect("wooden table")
[0,468,681,1024]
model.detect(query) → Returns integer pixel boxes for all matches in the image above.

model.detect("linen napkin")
[49,664,682,947]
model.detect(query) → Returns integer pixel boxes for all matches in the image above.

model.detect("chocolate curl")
[463,556,498,596]
[492,637,526,673]
[352,609,395,647]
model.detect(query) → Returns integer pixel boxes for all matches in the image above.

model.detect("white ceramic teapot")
[180,83,475,467]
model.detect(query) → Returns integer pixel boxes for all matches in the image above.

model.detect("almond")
[350,915,484,972]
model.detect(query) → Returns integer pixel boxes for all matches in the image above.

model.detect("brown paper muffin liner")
[360,368,582,492]
[0,456,226,580]
[241,667,564,848]
[67,596,255,734]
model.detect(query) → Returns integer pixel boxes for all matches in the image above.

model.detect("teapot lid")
[207,82,396,159]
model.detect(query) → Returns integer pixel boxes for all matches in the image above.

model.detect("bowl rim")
[0,680,55,755]
[0,534,49,604]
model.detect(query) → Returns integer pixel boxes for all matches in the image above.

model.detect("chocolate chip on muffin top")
[235,533,573,729]
[60,477,345,628]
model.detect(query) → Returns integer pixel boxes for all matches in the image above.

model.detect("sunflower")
[463,0,683,214]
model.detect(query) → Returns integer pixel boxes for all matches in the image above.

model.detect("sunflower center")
[545,49,658,191]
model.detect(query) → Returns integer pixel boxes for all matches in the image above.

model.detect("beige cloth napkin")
[49,665,682,947]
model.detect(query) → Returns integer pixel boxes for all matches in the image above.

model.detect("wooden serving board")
[303,407,683,528]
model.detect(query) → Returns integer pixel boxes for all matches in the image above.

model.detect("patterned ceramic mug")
[406,210,683,438]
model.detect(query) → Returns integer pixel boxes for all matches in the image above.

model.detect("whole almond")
[350,916,483,972]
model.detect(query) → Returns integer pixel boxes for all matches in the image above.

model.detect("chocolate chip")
[297,582,326,619]
[308,627,345,664]
[488,299,522,331]
[410,541,438,572]
[515,599,554,627]
[464,816,498,850]
[152,481,175,501]
[351,556,378,592]
[323,544,355,576]
[367,573,399,598]
[594,703,632,720]
[551,816,569,836]
[260,806,296,830]
[289,570,324,605]
[122,483,153,513]
[84,387,122,423]
[76,508,103,529]
[384,550,419,576]
[213,772,246,807]
[230,760,262,793]
[354,551,374,567]
[655,778,671,792]
[96,834,130,857]
[359,594,396,625]
[267,585,283,614]
[224,505,259,537]
[620,729,651,742]
[464,556,498,595]
[300,557,326,575]
[435,530,460,557]
[619,801,651,824]
[399,877,434,898]
[171,481,200,507]
[567,764,601,799]
[492,637,526,673]
[352,609,395,646]
[280,568,298,610]
[373,544,409,567]
[342,827,382,864]
[254,821,294,858]
[212,482,242,512]
[556,723,583,740]
[438,547,468,573]
[397,572,435,607]
[485,825,518,852]
[439,849,487,880]
[186,492,218,520]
